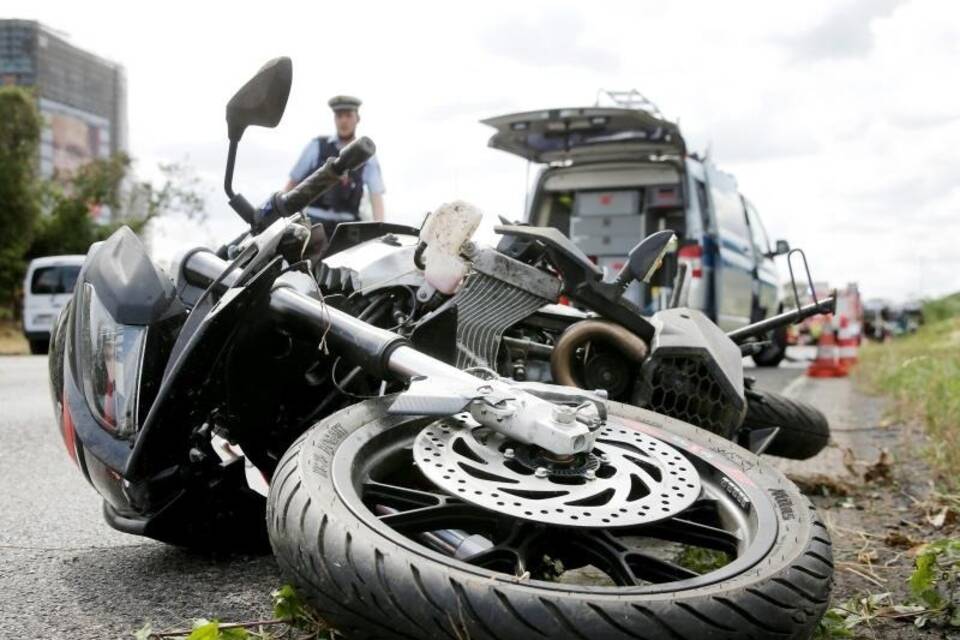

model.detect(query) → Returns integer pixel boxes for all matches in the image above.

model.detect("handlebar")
[726,296,836,344]
[281,136,376,214]
[182,247,466,382]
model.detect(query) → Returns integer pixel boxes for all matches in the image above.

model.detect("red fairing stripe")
[61,392,79,466]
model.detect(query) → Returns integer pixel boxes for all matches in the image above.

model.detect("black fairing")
[124,257,284,501]
[325,221,422,257]
[52,227,187,510]
[636,308,746,438]
[83,226,183,325]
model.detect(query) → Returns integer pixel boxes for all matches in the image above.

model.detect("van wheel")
[751,324,787,367]
[29,339,49,355]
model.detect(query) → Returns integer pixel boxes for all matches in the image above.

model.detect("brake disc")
[412,414,702,528]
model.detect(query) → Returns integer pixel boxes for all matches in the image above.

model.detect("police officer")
[285,95,385,240]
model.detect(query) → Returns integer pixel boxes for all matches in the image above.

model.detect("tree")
[28,154,207,260]
[0,86,42,311]
[0,84,206,316]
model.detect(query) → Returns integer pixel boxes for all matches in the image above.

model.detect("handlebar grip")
[281,136,376,214]
[332,136,376,173]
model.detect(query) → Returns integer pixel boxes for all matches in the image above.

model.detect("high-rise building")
[0,19,127,180]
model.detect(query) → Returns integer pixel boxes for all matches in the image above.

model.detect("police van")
[22,255,84,355]
[482,99,791,366]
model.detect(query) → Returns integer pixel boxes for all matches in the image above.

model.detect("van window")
[694,179,710,229]
[533,193,574,235]
[710,180,749,239]
[743,199,772,257]
[31,266,81,295]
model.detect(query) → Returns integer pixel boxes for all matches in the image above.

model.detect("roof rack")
[594,89,664,119]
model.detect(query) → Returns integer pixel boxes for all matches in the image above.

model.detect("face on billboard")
[50,112,103,176]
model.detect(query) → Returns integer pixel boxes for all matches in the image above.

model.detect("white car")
[22,255,85,354]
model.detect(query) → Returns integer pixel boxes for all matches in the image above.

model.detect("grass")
[814,539,960,637]
[135,584,332,639]
[0,318,28,355]
[857,293,960,491]
[925,292,960,324]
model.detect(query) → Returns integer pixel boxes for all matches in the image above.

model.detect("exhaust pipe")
[550,320,649,388]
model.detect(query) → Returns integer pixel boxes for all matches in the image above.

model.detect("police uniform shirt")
[289,136,385,221]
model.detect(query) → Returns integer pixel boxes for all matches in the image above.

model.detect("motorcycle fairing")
[638,308,747,437]
[81,226,184,325]
[123,256,284,508]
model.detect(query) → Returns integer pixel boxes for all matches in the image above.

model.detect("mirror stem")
[223,138,256,226]
[224,139,239,198]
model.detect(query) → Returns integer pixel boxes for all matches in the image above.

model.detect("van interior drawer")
[571,214,644,255]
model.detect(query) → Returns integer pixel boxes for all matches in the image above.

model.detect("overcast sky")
[9,0,960,301]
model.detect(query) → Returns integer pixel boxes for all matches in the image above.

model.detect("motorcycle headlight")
[76,283,147,437]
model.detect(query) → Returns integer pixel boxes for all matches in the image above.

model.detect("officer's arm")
[365,157,385,221]
[371,193,385,221]
[286,140,318,192]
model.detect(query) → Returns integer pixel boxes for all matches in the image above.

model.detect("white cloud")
[776,0,907,62]
[8,0,959,302]
[479,6,621,71]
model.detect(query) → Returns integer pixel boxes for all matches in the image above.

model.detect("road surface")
[0,353,806,639]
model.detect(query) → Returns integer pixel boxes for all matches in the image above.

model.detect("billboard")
[39,98,111,179]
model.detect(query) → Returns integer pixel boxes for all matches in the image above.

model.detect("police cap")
[328,95,362,112]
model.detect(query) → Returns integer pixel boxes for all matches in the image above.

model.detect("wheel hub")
[412,414,702,528]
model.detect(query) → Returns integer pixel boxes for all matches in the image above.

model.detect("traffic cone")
[837,315,859,371]
[807,326,846,378]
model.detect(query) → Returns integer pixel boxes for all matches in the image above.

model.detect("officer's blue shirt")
[289,135,385,196]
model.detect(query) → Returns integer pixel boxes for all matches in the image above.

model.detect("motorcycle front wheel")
[268,397,832,640]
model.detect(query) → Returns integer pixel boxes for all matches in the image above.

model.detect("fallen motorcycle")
[314,203,833,461]
[49,58,833,639]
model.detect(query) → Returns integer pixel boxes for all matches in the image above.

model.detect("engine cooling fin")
[450,247,561,369]
[453,272,548,368]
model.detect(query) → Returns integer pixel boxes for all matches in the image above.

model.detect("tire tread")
[268,401,833,640]
[743,389,830,459]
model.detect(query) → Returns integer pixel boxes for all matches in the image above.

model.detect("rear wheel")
[268,398,832,640]
[743,389,830,460]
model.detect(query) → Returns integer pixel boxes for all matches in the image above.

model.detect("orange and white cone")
[807,326,846,378]
[837,316,859,371]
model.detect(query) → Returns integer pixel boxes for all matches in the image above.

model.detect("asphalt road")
[0,353,805,639]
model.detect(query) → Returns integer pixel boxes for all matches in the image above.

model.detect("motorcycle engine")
[318,234,561,375]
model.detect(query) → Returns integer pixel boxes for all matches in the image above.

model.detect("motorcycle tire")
[268,397,832,640]
[743,390,830,460]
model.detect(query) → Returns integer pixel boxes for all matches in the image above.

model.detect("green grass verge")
[857,298,960,491]
[925,292,960,324]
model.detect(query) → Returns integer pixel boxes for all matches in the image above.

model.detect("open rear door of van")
[481,107,686,164]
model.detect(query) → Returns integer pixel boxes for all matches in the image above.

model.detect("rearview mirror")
[226,57,292,141]
[615,229,678,288]
[766,239,790,258]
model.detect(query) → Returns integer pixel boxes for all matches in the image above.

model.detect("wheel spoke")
[512,525,549,575]
[463,521,547,576]
[378,502,501,533]
[566,530,641,586]
[363,480,449,510]
[462,546,521,573]
[641,517,741,555]
[624,551,700,583]
[682,496,724,526]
